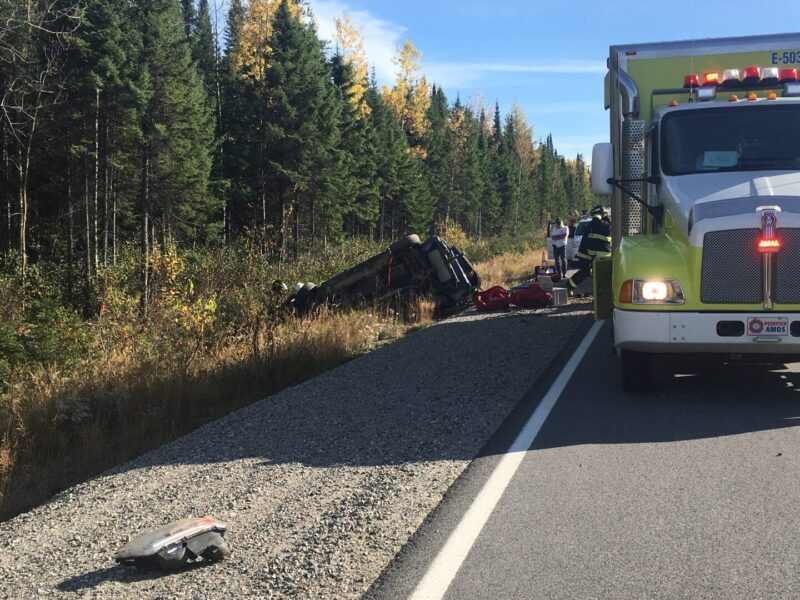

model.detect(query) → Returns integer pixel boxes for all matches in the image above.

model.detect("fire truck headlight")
[630,280,685,304]
[642,281,668,300]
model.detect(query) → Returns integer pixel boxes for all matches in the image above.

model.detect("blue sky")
[296,0,798,162]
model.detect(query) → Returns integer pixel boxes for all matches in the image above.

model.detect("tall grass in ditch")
[0,241,435,520]
[474,246,546,289]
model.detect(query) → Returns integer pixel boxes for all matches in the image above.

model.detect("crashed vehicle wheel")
[389,234,422,254]
[116,517,229,571]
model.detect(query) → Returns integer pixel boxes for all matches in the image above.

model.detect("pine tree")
[365,74,406,241]
[194,0,227,239]
[400,152,434,236]
[331,53,378,235]
[453,104,483,235]
[180,0,196,39]
[264,0,343,254]
[424,85,450,223]
[193,0,216,103]
[58,0,136,285]
[477,109,500,237]
[220,0,255,238]
[130,0,214,307]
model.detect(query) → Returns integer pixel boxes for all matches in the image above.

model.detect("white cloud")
[310,1,405,85]
[422,60,606,89]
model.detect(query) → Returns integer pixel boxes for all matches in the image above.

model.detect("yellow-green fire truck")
[592,33,800,391]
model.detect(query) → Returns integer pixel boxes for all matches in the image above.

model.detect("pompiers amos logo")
[761,209,778,238]
[748,318,764,335]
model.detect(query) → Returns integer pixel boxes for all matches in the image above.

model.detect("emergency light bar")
[656,65,800,101]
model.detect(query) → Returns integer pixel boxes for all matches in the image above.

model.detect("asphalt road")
[370,321,800,600]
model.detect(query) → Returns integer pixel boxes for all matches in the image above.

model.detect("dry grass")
[0,307,411,520]
[475,246,546,289]
[0,241,488,521]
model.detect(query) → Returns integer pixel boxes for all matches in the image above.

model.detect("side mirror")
[591,143,613,196]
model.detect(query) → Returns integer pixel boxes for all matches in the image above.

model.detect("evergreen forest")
[0,0,601,518]
[2,0,597,301]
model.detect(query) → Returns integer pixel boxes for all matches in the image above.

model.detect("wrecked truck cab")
[286,234,480,317]
[115,517,229,571]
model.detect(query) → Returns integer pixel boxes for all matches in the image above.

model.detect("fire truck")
[592,33,800,391]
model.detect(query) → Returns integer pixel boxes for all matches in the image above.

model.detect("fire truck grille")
[701,229,762,304]
[775,228,800,304]
[702,228,800,305]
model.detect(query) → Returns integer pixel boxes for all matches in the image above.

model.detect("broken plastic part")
[116,517,228,571]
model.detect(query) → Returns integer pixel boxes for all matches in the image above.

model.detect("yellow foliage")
[439,219,469,250]
[230,0,300,81]
[509,101,537,173]
[382,40,431,141]
[334,12,371,119]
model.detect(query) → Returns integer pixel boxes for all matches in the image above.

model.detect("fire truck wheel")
[620,349,657,393]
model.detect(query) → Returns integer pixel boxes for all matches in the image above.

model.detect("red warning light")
[758,238,781,253]
[683,74,700,88]
[742,66,762,83]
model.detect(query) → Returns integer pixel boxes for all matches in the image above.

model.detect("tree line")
[0,0,597,305]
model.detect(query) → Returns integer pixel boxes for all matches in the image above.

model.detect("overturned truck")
[288,235,481,317]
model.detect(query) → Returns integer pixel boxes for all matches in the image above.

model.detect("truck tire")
[620,349,658,393]
[390,235,421,254]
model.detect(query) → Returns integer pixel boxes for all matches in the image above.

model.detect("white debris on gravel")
[0,302,591,599]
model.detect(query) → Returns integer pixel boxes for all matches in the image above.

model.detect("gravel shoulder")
[0,302,591,599]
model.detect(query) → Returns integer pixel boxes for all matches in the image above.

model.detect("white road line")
[408,321,603,600]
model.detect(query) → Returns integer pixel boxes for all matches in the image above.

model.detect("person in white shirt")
[550,218,569,277]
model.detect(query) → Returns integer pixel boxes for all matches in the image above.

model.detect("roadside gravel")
[0,302,591,599]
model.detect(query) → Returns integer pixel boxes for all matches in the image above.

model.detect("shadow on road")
[93,311,800,478]
[534,323,800,450]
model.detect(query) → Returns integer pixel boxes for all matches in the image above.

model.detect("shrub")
[23,302,91,369]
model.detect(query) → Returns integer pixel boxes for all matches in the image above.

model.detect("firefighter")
[568,204,611,296]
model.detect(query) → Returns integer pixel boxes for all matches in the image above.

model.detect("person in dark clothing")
[567,218,577,238]
[568,205,612,295]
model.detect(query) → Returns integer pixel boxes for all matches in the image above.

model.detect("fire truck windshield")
[660,104,800,176]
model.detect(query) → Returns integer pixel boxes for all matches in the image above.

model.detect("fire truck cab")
[593,34,800,392]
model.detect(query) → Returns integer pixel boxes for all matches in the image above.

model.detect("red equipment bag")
[510,283,553,308]
[475,286,510,311]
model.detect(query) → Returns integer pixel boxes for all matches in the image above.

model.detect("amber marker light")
[669,100,679,107]
[768,91,778,100]
[729,94,739,102]
[619,280,633,304]
[748,93,758,101]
